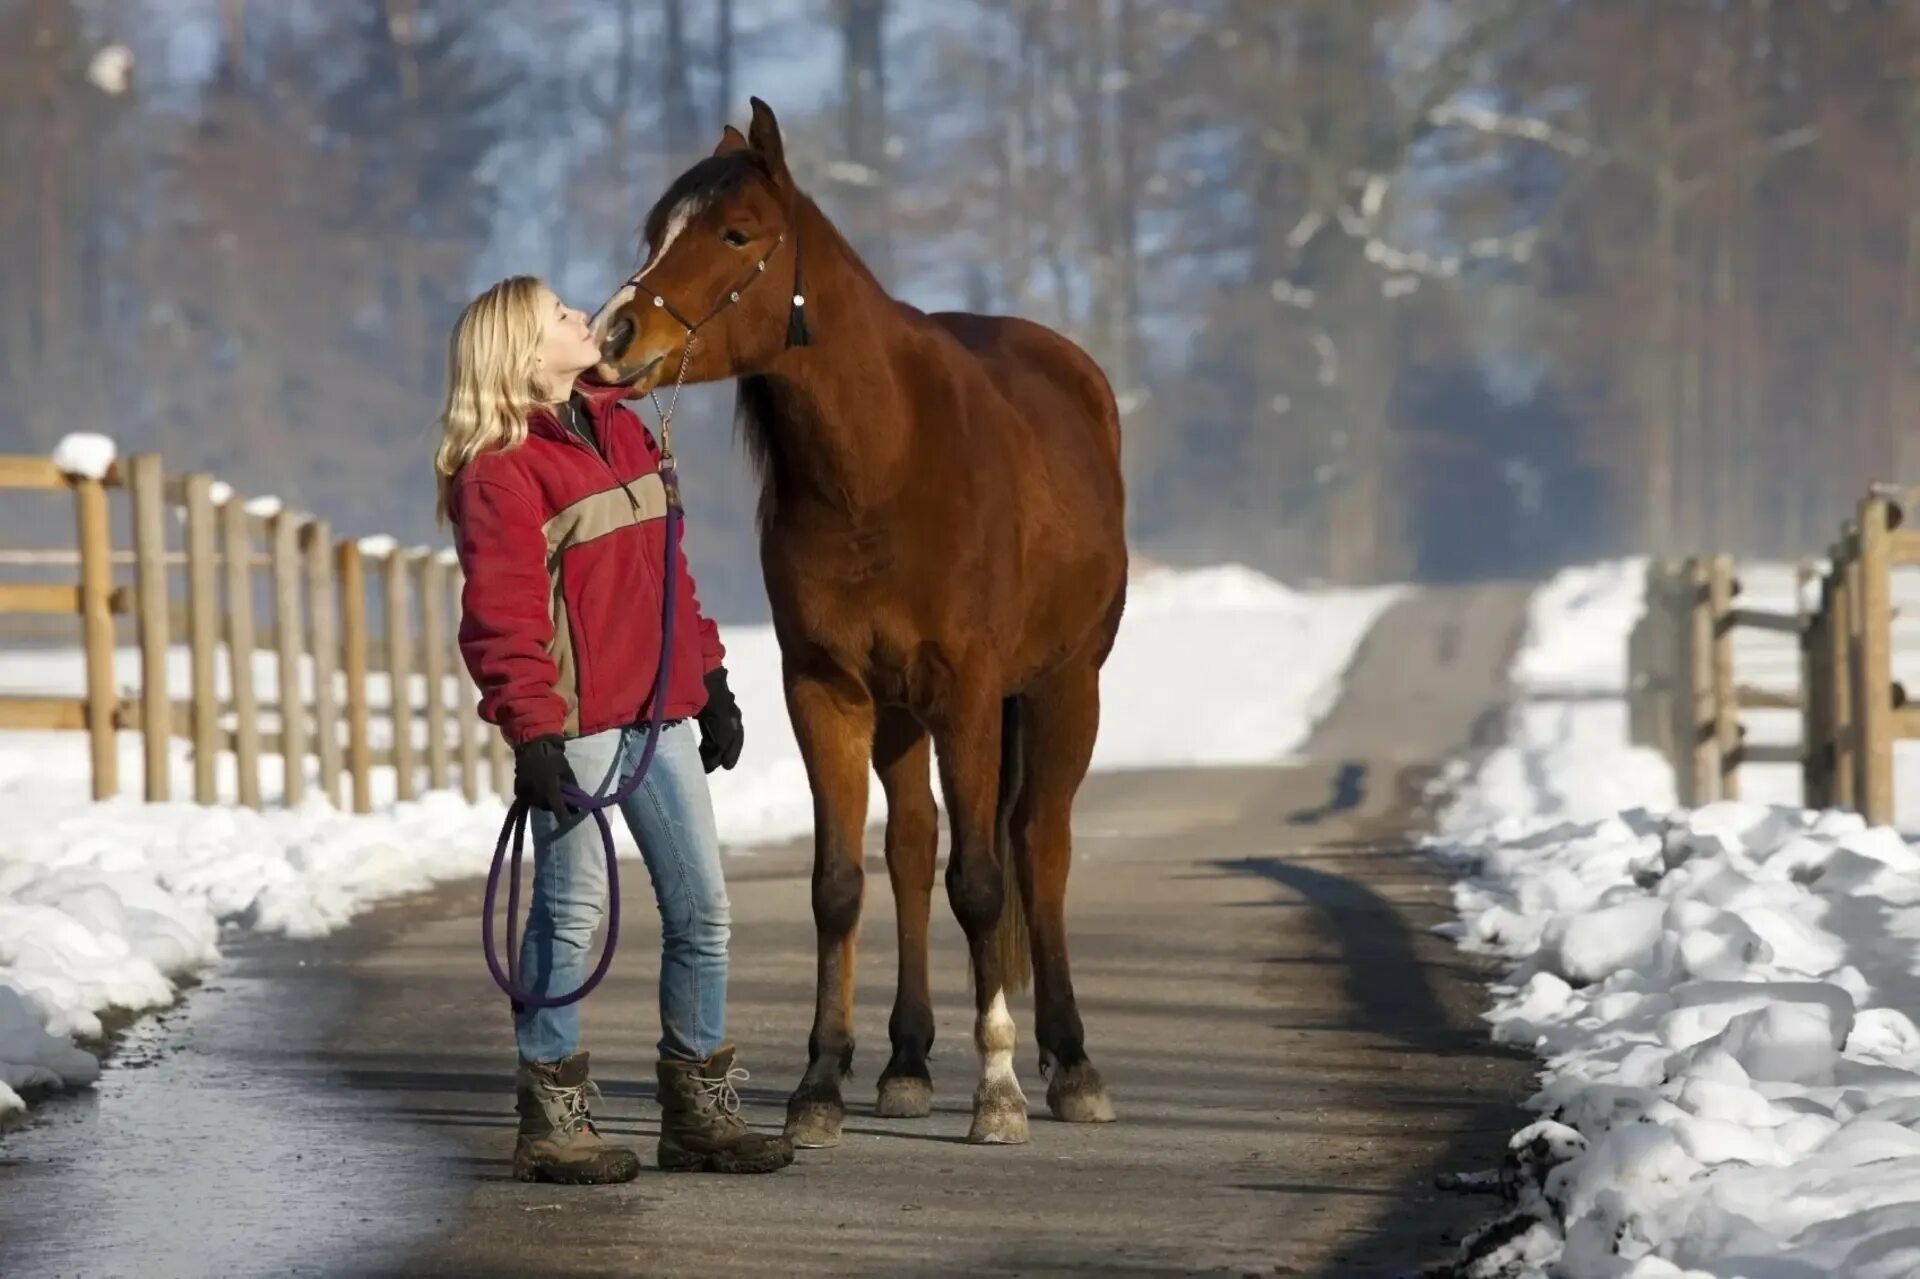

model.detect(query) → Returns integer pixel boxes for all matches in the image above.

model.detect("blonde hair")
[433,275,548,520]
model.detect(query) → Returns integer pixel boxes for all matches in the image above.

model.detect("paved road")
[0,585,1536,1279]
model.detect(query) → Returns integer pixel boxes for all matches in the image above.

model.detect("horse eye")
[721,228,750,248]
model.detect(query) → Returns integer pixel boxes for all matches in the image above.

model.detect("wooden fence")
[0,453,512,812]
[1628,489,1917,825]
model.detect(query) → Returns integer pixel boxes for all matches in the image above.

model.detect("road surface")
[0,585,1536,1279]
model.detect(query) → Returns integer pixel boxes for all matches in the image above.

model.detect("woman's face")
[534,286,601,391]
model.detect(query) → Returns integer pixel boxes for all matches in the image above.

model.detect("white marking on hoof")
[968,990,1029,1143]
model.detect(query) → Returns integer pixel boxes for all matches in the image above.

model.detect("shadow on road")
[1214,852,1532,1276]
[1286,762,1370,826]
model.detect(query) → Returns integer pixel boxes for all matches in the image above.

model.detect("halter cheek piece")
[617,227,810,476]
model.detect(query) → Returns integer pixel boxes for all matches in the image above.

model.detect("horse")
[592,98,1127,1148]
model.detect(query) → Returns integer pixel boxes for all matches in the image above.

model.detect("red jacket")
[448,384,724,745]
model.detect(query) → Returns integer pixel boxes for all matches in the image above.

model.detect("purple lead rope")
[480,462,683,1011]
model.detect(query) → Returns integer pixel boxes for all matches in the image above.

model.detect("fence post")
[418,551,451,791]
[183,475,221,804]
[383,549,417,803]
[449,567,481,803]
[1802,575,1830,809]
[71,471,118,800]
[222,497,263,809]
[490,725,512,800]
[1685,557,1721,805]
[339,540,373,814]
[128,455,172,802]
[1709,553,1740,800]
[270,510,308,805]
[1834,533,1859,808]
[1648,560,1681,769]
[1627,569,1651,749]
[305,519,343,806]
[1857,496,1896,824]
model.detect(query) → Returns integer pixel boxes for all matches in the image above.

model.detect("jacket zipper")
[559,402,644,516]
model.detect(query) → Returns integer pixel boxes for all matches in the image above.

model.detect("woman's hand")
[514,735,580,821]
[697,667,745,773]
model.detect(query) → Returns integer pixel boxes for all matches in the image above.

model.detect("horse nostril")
[601,316,635,360]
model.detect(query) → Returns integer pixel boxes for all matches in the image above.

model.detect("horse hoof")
[1046,1061,1116,1124]
[966,1080,1030,1145]
[875,1075,933,1119]
[783,1098,844,1144]
[966,1104,1030,1145]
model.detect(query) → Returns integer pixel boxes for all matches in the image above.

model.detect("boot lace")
[693,1063,750,1117]
[554,1077,603,1134]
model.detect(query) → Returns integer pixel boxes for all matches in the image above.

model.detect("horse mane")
[732,373,781,531]
[639,149,766,252]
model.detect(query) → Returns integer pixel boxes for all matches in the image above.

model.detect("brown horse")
[593,99,1126,1147]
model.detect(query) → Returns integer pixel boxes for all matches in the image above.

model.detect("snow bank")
[0,563,1391,1118]
[688,565,1395,848]
[1432,560,1920,1277]
[51,433,117,480]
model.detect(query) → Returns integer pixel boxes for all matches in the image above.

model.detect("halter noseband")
[628,231,801,341]
[618,225,809,472]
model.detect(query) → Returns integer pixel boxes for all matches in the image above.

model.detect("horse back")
[928,311,1123,473]
[923,310,1128,673]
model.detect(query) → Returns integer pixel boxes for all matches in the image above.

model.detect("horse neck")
[753,197,916,517]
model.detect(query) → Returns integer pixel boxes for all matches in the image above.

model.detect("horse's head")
[593,98,805,393]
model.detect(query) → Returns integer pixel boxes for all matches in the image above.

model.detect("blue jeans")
[514,722,730,1064]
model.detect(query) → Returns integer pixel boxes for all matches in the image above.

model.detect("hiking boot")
[656,1045,795,1173]
[512,1051,642,1185]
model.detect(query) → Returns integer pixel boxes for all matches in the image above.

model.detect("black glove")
[513,734,579,821]
[697,666,745,774]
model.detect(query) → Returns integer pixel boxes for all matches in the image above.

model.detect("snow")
[1432,559,1920,1277]
[86,44,133,97]
[242,495,284,518]
[0,563,1391,1118]
[51,433,117,480]
[356,534,398,557]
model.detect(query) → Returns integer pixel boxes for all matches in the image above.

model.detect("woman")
[435,276,792,1182]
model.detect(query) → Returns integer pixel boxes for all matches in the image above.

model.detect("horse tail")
[992,695,1032,994]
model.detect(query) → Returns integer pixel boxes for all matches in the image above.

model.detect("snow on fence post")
[128,455,173,802]
[447,565,481,803]
[1855,496,1897,825]
[1685,556,1722,805]
[182,475,222,805]
[418,551,451,791]
[221,495,264,810]
[1708,554,1741,800]
[70,467,118,800]
[337,540,374,815]
[305,519,344,807]
[270,509,309,806]
[382,548,418,803]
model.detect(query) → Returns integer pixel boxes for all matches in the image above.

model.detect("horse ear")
[747,97,791,186]
[713,125,749,157]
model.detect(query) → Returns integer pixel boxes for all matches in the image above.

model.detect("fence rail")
[1629,488,1918,825]
[0,452,511,811]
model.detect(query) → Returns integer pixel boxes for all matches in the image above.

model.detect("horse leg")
[1017,662,1116,1123]
[782,673,875,1149]
[935,688,1029,1145]
[873,707,938,1118]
